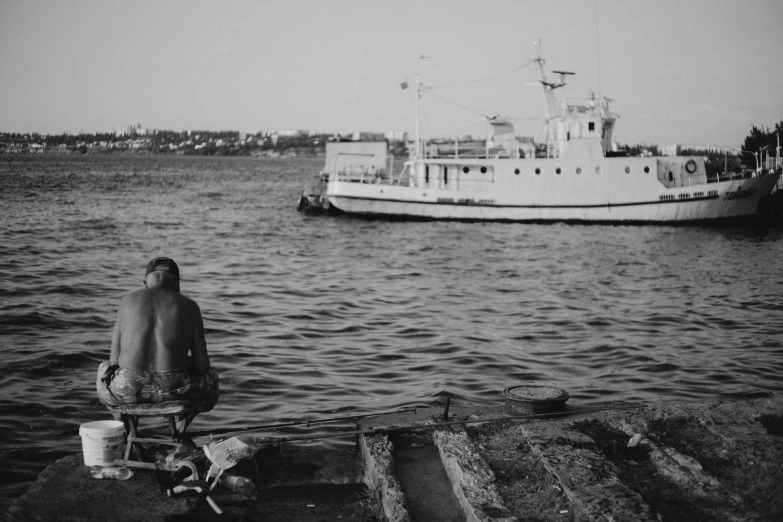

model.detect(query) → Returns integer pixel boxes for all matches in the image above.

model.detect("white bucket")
[79,420,125,467]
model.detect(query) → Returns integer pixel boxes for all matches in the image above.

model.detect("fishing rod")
[195,402,648,444]
[186,406,422,439]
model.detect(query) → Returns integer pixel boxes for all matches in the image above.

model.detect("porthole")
[556,167,562,175]
[625,167,631,174]
[463,166,470,173]
[480,166,487,174]
[535,168,541,175]
[576,167,582,174]
[595,166,601,174]
[644,166,650,173]
[514,168,520,175]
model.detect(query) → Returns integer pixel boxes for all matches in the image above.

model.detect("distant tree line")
[0,130,411,157]
[739,121,782,169]
[4,122,780,167]
[680,121,782,175]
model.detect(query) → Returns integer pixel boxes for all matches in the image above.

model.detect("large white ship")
[300,48,780,224]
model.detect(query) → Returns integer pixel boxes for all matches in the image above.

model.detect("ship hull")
[326,161,780,224]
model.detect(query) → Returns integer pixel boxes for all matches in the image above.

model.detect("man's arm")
[109,303,122,365]
[190,304,210,375]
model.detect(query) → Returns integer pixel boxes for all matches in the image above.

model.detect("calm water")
[1,154,782,508]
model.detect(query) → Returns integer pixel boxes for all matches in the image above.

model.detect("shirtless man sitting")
[97,257,219,426]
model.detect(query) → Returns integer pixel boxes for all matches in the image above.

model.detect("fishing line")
[429,118,489,139]
[194,402,648,444]
[186,406,421,439]
[424,91,494,120]
[430,62,534,91]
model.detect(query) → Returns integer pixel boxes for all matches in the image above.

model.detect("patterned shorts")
[96,361,219,412]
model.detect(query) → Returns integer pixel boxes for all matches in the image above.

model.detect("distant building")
[352,131,384,141]
[276,129,309,138]
[661,144,679,157]
[661,143,737,156]
[113,123,152,137]
[113,124,133,137]
[384,131,408,142]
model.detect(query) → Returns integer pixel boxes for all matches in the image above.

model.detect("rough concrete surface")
[358,399,783,521]
[8,398,783,522]
[6,455,192,522]
[465,399,783,521]
[7,444,376,522]
[360,433,410,522]
[394,443,465,522]
[433,427,515,522]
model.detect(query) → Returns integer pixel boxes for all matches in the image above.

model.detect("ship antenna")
[414,71,421,158]
[594,0,603,106]
[414,55,431,159]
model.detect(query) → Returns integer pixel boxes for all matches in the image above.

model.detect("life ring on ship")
[685,159,697,174]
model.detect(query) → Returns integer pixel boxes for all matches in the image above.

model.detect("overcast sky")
[2,0,782,146]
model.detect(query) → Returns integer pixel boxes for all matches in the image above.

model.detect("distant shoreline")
[0,130,409,157]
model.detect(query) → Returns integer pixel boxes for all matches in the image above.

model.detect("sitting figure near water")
[96,257,219,426]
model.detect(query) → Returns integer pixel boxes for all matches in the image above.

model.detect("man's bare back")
[109,258,210,375]
[97,257,218,419]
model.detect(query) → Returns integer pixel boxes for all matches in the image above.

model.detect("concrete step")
[358,400,783,522]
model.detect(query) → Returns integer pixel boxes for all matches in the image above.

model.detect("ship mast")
[414,72,421,158]
[534,40,572,158]
[594,0,603,110]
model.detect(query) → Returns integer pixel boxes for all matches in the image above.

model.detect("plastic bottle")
[90,466,133,480]
[217,473,255,495]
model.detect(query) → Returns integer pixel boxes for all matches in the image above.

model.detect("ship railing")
[558,97,617,119]
[404,175,496,190]
[330,155,397,185]
[423,141,521,159]
[707,171,755,183]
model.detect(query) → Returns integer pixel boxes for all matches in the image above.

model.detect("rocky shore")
[7,398,783,521]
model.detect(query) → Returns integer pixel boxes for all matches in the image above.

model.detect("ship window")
[576,167,582,174]
[595,166,601,174]
[644,166,650,173]
[625,167,630,174]
[445,170,449,184]
[535,168,541,175]
[556,167,561,174]
[480,166,487,174]
[514,168,520,175]
[589,122,595,131]
[425,165,429,184]
[463,166,469,173]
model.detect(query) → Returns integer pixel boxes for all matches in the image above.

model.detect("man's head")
[143,257,180,290]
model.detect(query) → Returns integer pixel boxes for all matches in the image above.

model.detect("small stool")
[106,400,205,461]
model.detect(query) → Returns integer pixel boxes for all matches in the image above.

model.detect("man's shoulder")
[119,288,200,312]
[119,288,147,303]
[116,289,150,313]
[175,292,200,310]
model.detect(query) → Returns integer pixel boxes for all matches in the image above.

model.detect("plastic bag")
[203,436,263,487]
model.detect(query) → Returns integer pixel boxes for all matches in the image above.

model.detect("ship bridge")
[545,95,617,159]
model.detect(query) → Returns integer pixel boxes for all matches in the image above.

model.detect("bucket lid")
[79,420,125,435]
[502,385,569,403]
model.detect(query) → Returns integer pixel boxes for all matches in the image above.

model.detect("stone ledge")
[6,455,191,522]
[433,426,517,522]
[359,433,410,522]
